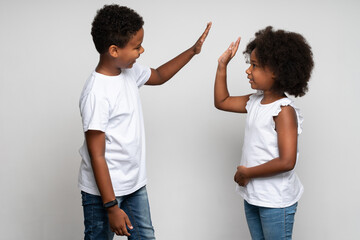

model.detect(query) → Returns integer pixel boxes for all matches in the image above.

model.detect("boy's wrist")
[186,45,197,57]
[103,199,118,209]
[105,204,119,213]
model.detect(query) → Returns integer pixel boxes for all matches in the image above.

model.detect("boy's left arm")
[146,22,211,86]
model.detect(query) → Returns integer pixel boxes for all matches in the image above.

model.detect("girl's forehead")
[250,49,258,61]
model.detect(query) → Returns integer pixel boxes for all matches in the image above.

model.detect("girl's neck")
[261,90,286,104]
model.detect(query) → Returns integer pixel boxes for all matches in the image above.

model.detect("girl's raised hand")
[218,37,241,66]
[192,22,212,54]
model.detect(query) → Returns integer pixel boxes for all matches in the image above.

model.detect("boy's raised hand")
[192,22,212,55]
[146,22,212,86]
[218,37,241,66]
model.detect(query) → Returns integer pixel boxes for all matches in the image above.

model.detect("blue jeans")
[244,201,298,240]
[81,186,155,240]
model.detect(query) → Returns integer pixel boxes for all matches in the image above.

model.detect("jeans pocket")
[81,191,102,206]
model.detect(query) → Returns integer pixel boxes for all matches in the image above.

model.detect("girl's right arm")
[85,130,133,236]
[214,38,250,113]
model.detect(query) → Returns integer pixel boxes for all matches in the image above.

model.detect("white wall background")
[1,0,359,239]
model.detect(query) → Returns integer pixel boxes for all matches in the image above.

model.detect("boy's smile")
[115,28,145,69]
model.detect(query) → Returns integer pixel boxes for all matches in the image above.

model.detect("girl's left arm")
[234,106,298,186]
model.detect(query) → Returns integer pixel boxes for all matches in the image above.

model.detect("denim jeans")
[244,200,298,240]
[81,186,155,240]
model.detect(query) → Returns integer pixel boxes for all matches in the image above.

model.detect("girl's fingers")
[231,37,241,57]
[218,38,241,63]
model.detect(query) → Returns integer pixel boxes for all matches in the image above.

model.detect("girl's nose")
[246,66,252,75]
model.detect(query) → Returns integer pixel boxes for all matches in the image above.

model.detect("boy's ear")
[108,45,119,58]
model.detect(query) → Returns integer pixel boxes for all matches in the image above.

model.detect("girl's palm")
[218,37,241,65]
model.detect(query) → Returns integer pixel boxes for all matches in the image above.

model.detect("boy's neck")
[95,55,122,76]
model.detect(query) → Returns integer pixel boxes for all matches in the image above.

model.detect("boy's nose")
[140,47,145,54]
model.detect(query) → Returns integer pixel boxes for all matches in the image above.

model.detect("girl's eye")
[252,64,256,68]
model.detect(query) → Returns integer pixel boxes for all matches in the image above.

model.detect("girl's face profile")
[246,49,275,92]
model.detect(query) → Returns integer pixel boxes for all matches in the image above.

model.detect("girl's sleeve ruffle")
[271,99,304,135]
[245,90,263,112]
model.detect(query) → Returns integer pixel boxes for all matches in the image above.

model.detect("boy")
[78,4,211,240]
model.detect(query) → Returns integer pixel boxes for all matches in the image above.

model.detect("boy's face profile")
[109,28,145,69]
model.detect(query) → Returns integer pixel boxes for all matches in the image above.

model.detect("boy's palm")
[193,22,212,54]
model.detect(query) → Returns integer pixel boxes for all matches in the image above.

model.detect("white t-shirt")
[237,91,304,208]
[78,63,151,196]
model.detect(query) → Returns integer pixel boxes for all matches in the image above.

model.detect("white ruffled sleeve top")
[236,91,304,208]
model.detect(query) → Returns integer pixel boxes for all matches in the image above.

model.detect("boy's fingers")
[203,22,212,35]
[114,228,121,236]
[119,215,132,236]
[121,225,130,236]
[200,22,212,42]
[126,215,133,230]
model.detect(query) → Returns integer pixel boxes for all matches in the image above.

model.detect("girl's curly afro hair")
[91,5,144,54]
[244,26,314,97]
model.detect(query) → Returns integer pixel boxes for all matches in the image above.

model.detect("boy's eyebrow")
[135,41,142,48]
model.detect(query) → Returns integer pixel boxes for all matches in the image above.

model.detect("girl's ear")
[108,45,119,58]
[272,72,276,79]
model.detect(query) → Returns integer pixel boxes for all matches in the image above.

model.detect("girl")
[214,27,314,239]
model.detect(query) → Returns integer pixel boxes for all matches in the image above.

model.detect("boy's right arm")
[214,38,250,113]
[85,130,133,236]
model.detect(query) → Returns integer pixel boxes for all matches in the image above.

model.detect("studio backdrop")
[0,0,359,239]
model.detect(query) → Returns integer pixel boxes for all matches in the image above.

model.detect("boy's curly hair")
[244,26,314,97]
[91,5,144,54]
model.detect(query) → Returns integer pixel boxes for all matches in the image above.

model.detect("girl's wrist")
[217,63,227,71]
[240,166,250,178]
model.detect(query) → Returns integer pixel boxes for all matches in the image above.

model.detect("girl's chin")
[249,82,256,89]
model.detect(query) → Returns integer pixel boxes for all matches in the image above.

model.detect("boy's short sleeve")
[80,92,109,133]
[131,63,151,88]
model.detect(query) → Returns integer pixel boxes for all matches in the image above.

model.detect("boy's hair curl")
[244,26,314,97]
[91,5,144,54]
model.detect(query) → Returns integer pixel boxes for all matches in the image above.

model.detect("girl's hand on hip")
[234,165,250,187]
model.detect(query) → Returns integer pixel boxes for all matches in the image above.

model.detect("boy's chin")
[124,62,136,69]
